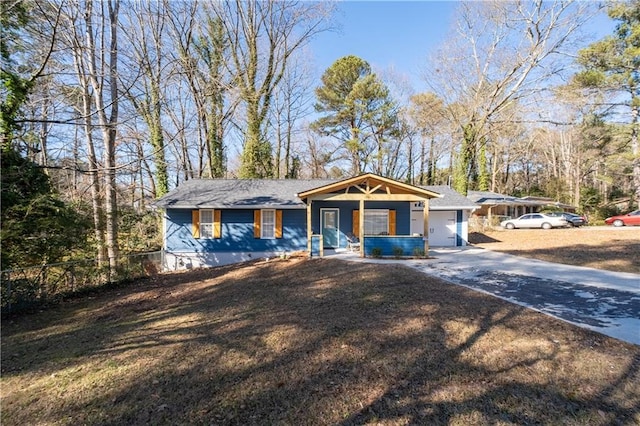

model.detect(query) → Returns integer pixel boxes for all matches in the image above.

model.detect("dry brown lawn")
[2,255,639,425]
[470,227,640,274]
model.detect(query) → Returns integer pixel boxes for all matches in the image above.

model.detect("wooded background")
[1,0,639,270]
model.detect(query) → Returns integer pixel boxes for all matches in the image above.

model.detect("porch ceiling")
[297,173,441,202]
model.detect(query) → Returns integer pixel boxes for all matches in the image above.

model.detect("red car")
[604,210,640,227]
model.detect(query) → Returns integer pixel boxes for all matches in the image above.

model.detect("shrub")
[413,247,426,258]
[392,246,404,258]
[370,247,382,258]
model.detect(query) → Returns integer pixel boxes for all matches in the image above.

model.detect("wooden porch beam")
[353,184,367,194]
[423,199,430,256]
[370,184,382,194]
[306,201,312,257]
[359,198,364,257]
[308,193,430,202]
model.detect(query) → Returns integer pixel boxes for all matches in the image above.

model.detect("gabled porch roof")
[298,173,441,258]
[297,173,442,202]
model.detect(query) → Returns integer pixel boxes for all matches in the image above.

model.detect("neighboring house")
[467,191,541,224]
[467,190,575,227]
[519,196,576,213]
[154,173,478,270]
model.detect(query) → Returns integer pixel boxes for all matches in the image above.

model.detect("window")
[192,209,221,239]
[364,210,389,235]
[261,209,276,239]
[200,209,214,238]
[352,209,396,237]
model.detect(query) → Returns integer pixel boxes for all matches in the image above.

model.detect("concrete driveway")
[342,248,640,346]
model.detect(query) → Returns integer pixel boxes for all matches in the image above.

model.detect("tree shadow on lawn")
[468,232,502,244]
[2,258,639,425]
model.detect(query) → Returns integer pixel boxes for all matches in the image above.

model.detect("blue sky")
[308,1,615,93]
[310,1,457,90]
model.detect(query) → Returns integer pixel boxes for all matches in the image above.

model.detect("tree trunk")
[632,103,640,206]
[81,94,106,264]
[104,0,120,275]
[85,0,120,276]
[67,3,106,265]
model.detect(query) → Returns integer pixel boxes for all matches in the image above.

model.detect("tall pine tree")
[575,1,640,206]
[312,55,398,176]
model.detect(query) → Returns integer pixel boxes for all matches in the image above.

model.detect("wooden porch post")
[359,198,365,257]
[307,200,312,257]
[423,198,430,255]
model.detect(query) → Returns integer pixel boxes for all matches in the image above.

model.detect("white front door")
[428,211,457,246]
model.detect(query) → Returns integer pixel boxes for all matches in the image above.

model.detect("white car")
[500,213,568,230]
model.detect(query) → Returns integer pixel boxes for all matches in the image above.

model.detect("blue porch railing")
[362,236,425,257]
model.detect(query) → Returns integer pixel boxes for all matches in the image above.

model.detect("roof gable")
[297,173,441,200]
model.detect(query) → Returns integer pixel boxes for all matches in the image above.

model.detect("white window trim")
[261,209,276,239]
[200,209,215,239]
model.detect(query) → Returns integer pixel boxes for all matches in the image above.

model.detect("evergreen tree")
[1,149,89,269]
[575,1,640,205]
[1,0,32,148]
[312,55,398,175]
[1,0,61,150]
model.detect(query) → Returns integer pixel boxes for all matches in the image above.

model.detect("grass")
[2,257,639,425]
[469,228,640,274]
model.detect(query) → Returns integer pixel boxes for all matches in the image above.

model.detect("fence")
[1,251,163,315]
[469,215,512,232]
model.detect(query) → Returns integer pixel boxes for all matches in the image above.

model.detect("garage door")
[428,211,457,246]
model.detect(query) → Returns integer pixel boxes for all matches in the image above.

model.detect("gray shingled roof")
[154,179,478,210]
[467,190,541,206]
[154,179,335,209]
[423,185,479,210]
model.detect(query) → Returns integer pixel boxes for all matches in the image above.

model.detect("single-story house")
[154,173,478,270]
[467,190,575,227]
[519,196,576,213]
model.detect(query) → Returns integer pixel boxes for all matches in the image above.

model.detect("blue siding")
[165,208,307,253]
[310,235,322,257]
[165,201,463,256]
[363,236,424,256]
[311,201,412,248]
[456,210,463,246]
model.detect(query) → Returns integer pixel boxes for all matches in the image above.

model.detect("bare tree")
[164,84,197,183]
[120,0,170,197]
[63,4,105,264]
[269,53,314,178]
[407,93,450,185]
[301,128,344,178]
[213,0,334,178]
[534,85,620,208]
[62,0,121,273]
[425,0,598,194]
[165,0,238,179]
